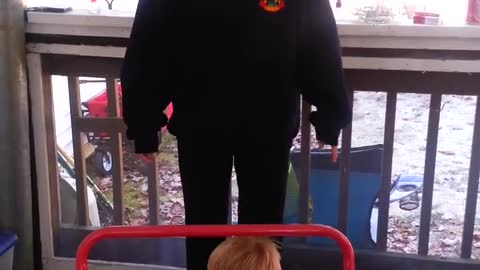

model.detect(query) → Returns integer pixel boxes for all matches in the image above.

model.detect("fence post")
[0,0,35,269]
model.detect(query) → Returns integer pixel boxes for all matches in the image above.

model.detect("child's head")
[208,237,281,270]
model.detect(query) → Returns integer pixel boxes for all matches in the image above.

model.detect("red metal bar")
[76,224,355,270]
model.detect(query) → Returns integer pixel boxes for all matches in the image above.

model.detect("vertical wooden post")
[338,89,354,234]
[106,78,125,225]
[377,91,397,250]
[146,158,160,225]
[68,76,90,226]
[418,93,442,256]
[461,95,480,259]
[299,99,311,224]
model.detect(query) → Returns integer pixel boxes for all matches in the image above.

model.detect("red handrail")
[76,224,355,270]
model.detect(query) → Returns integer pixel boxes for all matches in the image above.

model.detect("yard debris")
[441,238,460,247]
[139,183,148,193]
[125,172,145,183]
[100,177,112,190]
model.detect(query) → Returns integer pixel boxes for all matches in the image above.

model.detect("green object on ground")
[284,162,313,223]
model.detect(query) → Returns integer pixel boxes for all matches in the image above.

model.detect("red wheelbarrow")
[76,224,355,270]
[81,81,174,176]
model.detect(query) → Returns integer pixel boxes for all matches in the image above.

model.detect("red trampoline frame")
[76,224,355,270]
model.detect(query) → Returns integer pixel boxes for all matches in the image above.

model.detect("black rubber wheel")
[95,149,113,176]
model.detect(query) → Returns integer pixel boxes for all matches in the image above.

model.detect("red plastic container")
[84,84,122,138]
[76,224,355,270]
[467,0,480,24]
[85,86,121,118]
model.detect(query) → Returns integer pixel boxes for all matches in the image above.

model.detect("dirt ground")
[92,91,480,259]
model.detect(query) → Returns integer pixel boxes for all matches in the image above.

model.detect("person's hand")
[318,141,338,163]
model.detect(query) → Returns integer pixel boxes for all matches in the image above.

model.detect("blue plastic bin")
[0,231,17,270]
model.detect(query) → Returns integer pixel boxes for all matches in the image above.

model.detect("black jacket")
[121,0,352,153]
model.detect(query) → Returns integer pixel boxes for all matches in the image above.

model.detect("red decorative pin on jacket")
[259,0,285,13]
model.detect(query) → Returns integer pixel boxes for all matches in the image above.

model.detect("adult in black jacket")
[121,0,352,269]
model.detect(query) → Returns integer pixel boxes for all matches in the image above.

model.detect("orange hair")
[208,237,281,270]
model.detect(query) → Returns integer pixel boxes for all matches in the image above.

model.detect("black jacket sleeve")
[297,0,352,146]
[121,0,173,154]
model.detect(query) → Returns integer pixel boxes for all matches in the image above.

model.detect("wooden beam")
[106,78,120,116]
[55,226,480,270]
[343,57,480,73]
[73,117,126,132]
[43,257,176,270]
[57,226,186,266]
[106,77,125,225]
[67,76,89,226]
[42,54,122,77]
[146,158,160,225]
[377,91,397,250]
[461,95,480,258]
[342,48,480,60]
[345,70,480,95]
[283,244,480,270]
[418,93,442,255]
[28,53,57,258]
[26,33,129,47]
[27,43,126,59]
[337,89,353,234]
[299,99,311,225]
[42,73,62,241]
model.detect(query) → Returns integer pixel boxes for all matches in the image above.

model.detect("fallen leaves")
[441,238,460,247]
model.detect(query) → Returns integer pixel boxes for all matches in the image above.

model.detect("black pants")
[177,136,292,270]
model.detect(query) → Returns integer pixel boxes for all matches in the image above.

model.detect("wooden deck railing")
[341,69,480,259]
[33,53,480,266]
[24,9,480,269]
[43,55,161,227]
[43,52,480,255]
